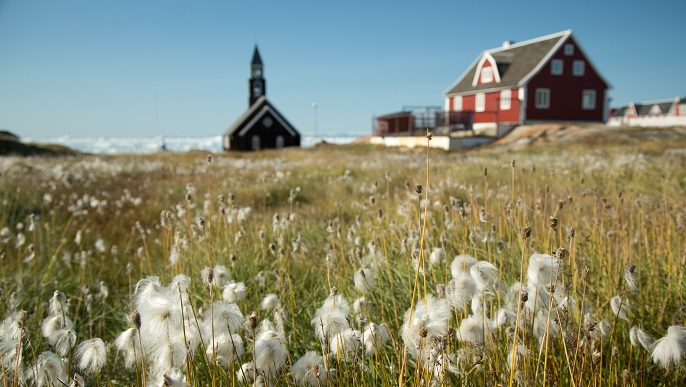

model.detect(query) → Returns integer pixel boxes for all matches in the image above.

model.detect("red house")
[444,30,611,133]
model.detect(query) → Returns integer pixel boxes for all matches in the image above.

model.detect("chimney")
[502,40,514,48]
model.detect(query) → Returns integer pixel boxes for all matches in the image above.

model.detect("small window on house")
[251,135,261,150]
[481,67,493,83]
[573,60,585,76]
[500,90,511,110]
[454,96,462,111]
[679,105,686,116]
[276,135,285,149]
[582,90,596,110]
[535,88,550,109]
[551,59,563,75]
[564,44,574,56]
[475,93,485,112]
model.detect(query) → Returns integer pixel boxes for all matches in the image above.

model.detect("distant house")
[223,46,300,151]
[608,97,686,127]
[443,30,611,133]
[0,130,20,141]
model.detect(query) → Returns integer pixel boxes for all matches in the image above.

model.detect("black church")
[223,46,301,151]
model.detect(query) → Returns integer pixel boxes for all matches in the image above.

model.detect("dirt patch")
[488,124,686,150]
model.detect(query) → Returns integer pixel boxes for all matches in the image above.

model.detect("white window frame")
[535,88,550,109]
[481,67,493,83]
[475,93,485,112]
[500,90,511,110]
[582,90,596,110]
[454,96,462,111]
[551,59,563,75]
[573,60,585,76]
[564,44,574,56]
[679,105,686,116]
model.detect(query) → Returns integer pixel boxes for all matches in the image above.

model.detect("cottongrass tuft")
[25,351,68,387]
[451,254,476,278]
[260,293,280,310]
[527,253,561,287]
[222,281,247,303]
[312,294,350,342]
[48,328,77,356]
[651,325,686,370]
[329,328,362,361]
[354,267,376,293]
[254,330,287,381]
[363,322,390,356]
[629,326,655,352]
[469,261,500,292]
[212,265,231,288]
[610,295,630,322]
[624,265,639,292]
[114,328,142,369]
[75,337,107,376]
[457,314,494,344]
[291,351,328,386]
[401,294,452,360]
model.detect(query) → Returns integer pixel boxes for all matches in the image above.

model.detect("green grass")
[0,140,685,386]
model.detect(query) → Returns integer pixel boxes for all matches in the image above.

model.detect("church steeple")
[249,45,265,106]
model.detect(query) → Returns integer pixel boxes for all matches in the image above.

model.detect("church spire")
[249,45,265,106]
[251,45,263,66]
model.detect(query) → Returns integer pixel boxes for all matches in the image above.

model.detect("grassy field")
[1,138,685,386]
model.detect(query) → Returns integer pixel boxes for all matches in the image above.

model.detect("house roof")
[224,96,299,137]
[635,101,673,116]
[445,30,583,96]
[611,106,628,118]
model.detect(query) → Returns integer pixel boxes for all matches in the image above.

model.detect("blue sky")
[0,0,684,139]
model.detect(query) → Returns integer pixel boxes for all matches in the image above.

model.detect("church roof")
[251,46,263,66]
[224,96,299,137]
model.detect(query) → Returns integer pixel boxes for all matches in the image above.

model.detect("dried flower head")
[521,225,532,239]
[201,267,214,285]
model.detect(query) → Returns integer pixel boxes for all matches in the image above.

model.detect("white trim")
[551,59,563,75]
[535,88,550,109]
[238,105,298,137]
[444,55,482,96]
[454,95,462,111]
[500,89,511,110]
[519,86,527,121]
[472,52,501,87]
[475,93,485,112]
[582,90,596,110]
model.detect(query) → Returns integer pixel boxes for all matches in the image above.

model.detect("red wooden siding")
[462,89,520,124]
[525,37,607,121]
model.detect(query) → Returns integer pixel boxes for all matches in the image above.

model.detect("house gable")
[472,53,501,86]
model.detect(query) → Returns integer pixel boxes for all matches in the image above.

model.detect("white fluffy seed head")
[75,338,107,376]
[451,254,476,278]
[291,351,327,387]
[651,325,686,370]
[354,267,376,293]
[260,294,280,311]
